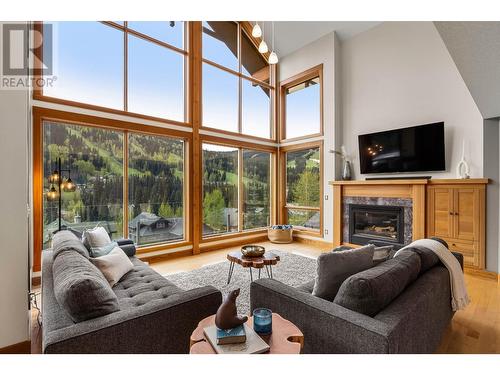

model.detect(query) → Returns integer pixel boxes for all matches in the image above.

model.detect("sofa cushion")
[90,247,134,286]
[334,251,421,317]
[53,249,120,322]
[52,230,90,259]
[112,257,184,311]
[401,246,440,273]
[312,244,375,301]
[82,226,111,250]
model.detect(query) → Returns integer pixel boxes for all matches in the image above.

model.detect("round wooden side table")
[189,313,304,354]
[226,251,280,284]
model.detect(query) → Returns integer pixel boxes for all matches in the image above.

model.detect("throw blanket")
[394,238,470,311]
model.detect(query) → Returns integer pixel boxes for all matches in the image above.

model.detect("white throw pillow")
[82,226,112,249]
[90,247,134,287]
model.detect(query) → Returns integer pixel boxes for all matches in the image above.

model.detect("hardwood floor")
[30,241,500,354]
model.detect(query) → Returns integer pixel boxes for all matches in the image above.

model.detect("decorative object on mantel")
[268,225,293,243]
[241,245,266,257]
[456,140,470,179]
[330,145,352,180]
[215,288,248,330]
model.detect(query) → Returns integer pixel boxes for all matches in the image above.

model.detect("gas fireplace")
[348,204,405,246]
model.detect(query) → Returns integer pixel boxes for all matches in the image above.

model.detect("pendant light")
[269,21,278,64]
[258,22,268,54]
[252,22,262,38]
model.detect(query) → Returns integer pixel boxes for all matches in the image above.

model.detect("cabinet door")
[428,188,454,239]
[454,188,479,241]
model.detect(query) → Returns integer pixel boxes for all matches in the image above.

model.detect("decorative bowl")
[241,245,265,257]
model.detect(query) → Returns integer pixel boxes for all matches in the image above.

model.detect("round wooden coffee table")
[226,251,280,284]
[189,313,304,354]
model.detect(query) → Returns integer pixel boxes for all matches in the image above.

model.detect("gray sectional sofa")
[42,231,222,354]
[250,244,463,354]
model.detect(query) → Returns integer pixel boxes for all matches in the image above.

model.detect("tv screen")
[358,122,445,174]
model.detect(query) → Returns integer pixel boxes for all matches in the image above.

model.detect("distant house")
[128,212,183,246]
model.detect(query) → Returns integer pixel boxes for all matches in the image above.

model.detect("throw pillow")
[90,241,119,258]
[53,249,119,322]
[312,244,375,301]
[373,245,394,265]
[82,226,111,250]
[334,251,421,316]
[90,247,134,286]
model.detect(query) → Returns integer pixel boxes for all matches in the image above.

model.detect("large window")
[42,120,186,249]
[202,22,273,139]
[280,65,322,141]
[281,143,322,233]
[44,22,124,109]
[128,133,185,246]
[42,22,186,123]
[202,142,272,237]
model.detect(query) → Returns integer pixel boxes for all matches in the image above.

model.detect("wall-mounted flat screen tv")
[358,122,445,174]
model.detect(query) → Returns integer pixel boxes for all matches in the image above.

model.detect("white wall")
[0,22,30,348]
[278,32,340,243]
[341,22,484,179]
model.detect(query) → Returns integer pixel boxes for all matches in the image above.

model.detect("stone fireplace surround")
[342,196,413,245]
[330,179,427,247]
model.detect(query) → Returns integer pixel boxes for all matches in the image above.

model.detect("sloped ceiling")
[434,21,500,119]
[259,21,381,57]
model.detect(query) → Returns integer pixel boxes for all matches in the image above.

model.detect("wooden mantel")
[329,178,489,249]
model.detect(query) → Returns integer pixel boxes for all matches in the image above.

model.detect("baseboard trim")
[294,236,334,250]
[142,249,193,265]
[0,340,30,354]
[464,267,498,281]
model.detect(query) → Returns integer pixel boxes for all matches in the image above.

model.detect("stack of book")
[203,324,270,354]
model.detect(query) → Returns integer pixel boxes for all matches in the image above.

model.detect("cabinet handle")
[449,212,453,215]
[455,212,459,216]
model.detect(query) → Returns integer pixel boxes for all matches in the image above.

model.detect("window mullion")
[238,148,244,232]
[123,131,129,239]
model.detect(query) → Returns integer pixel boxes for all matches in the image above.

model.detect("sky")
[43,21,316,140]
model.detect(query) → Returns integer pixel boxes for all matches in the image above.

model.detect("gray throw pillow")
[53,249,120,322]
[312,244,375,301]
[334,251,421,316]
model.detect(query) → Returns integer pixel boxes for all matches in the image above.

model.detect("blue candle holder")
[253,308,272,335]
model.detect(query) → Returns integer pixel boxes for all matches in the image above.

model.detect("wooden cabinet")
[427,183,485,268]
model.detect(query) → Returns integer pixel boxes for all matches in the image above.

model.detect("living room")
[1,0,499,372]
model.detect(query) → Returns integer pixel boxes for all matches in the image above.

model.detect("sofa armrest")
[44,286,222,354]
[116,238,136,257]
[250,279,391,354]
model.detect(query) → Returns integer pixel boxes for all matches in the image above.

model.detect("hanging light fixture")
[64,177,76,192]
[252,22,262,38]
[269,21,278,64]
[258,22,268,54]
[49,169,60,184]
[47,186,58,201]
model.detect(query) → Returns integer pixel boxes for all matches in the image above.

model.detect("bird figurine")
[215,289,248,330]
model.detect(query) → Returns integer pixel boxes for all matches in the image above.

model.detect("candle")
[253,308,272,335]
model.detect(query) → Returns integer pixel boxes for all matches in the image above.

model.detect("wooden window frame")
[33,21,190,128]
[31,21,280,270]
[200,134,277,242]
[32,107,193,272]
[200,21,277,142]
[279,140,324,237]
[279,64,324,143]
